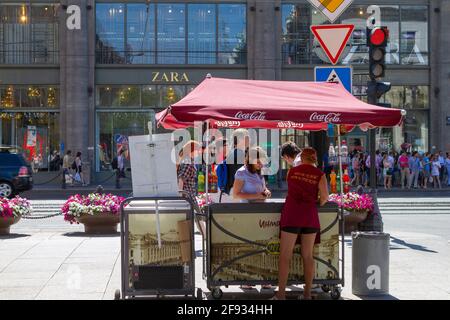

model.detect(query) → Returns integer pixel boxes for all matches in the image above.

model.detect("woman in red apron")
[272,147,329,300]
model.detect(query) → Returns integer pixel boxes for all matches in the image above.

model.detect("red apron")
[280,164,325,244]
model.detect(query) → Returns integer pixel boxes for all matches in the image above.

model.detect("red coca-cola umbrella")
[156,77,405,130]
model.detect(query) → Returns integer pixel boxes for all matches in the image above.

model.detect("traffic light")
[367,26,389,80]
[367,80,391,99]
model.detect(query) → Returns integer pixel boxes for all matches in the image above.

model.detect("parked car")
[0,146,33,198]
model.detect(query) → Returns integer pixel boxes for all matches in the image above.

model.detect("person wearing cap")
[272,147,329,300]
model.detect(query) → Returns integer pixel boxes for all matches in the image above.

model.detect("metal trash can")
[352,231,390,296]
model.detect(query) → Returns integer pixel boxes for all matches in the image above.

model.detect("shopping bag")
[65,174,73,184]
[429,176,433,183]
[73,172,82,183]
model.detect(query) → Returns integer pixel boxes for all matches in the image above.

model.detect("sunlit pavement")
[0,199,449,300]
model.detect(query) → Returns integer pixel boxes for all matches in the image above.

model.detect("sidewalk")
[1,214,449,300]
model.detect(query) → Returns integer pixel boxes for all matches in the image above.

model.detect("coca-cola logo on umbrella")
[234,111,266,120]
[309,112,342,123]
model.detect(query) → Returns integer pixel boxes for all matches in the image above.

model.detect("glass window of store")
[281,3,428,66]
[157,4,186,64]
[380,86,429,152]
[218,4,247,64]
[0,3,59,64]
[400,6,428,65]
[0,86,60,171]
[95,85,190,171]
[96,3,246,64]
[352,85,429,153]
[127,3,156,64]
[96,3,126,64]
[188,4,216,64]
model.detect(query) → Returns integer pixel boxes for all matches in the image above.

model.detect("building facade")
[0,0,449,183]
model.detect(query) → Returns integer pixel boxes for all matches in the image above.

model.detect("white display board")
[129,133,178,197]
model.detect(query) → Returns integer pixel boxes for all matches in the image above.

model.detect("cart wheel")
[114,289,121,300]
[196,288,203,300]
[212,288,223,300]
[321,285,331,293]
[330,287,341,300]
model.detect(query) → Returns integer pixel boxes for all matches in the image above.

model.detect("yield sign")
[307,0,354,23]
[310,24,354,65]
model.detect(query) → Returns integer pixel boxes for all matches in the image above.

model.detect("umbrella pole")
[337,125,344,197]
[205,120,210,205]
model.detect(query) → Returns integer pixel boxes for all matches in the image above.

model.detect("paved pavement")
[0,199,449,300]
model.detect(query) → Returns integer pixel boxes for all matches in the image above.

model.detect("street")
[1,197,449,300]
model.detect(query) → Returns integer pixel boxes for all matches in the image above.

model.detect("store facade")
[1,0,448,183]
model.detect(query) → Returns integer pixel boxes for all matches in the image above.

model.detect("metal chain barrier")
[21,212,63,219]
[33,172,63,186]
[96,173,116,185]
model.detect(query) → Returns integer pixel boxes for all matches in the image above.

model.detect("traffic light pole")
[367,80,377,190]
[362,79,383,232]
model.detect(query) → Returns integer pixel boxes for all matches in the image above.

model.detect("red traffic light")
[369,27,388,46]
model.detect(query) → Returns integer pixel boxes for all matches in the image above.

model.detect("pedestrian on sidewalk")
[74,152,87,186]
[351,152,362,186]
[398,152,410,189]
[383,154,392,189]
[114,149,125,189]
[392,150,400,187]
[445,153,450,187]
[62,150,72,189]
[421,152,431,189]
[431,154,442,189]
[438,151,445,183]
[408,151,420,189]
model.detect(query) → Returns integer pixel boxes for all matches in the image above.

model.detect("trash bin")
[352,231,390,296]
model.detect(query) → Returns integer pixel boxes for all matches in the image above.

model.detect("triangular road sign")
[310,24,354,65]
[326,69,342,83]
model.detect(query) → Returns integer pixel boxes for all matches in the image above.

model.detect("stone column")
[430,0,450,152]
[60,0,91,184]
[437,1,450,151]
[248,0,281,80]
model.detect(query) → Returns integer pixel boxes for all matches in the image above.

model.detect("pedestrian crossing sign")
[315,66,353,93]
[307,0,354,23]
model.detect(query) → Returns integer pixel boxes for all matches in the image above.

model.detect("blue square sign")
[315,66,353,93]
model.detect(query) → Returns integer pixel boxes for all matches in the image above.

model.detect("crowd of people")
[335,149,450,189]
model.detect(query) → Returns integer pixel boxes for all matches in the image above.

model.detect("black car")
[0,146,33,198]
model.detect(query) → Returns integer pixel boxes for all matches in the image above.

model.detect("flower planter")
[0,216,21,235]
[76,214,120,234]
[343,210,368,234]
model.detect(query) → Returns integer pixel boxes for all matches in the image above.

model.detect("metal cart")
[205,201,344,300]
[115,196,202,300]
